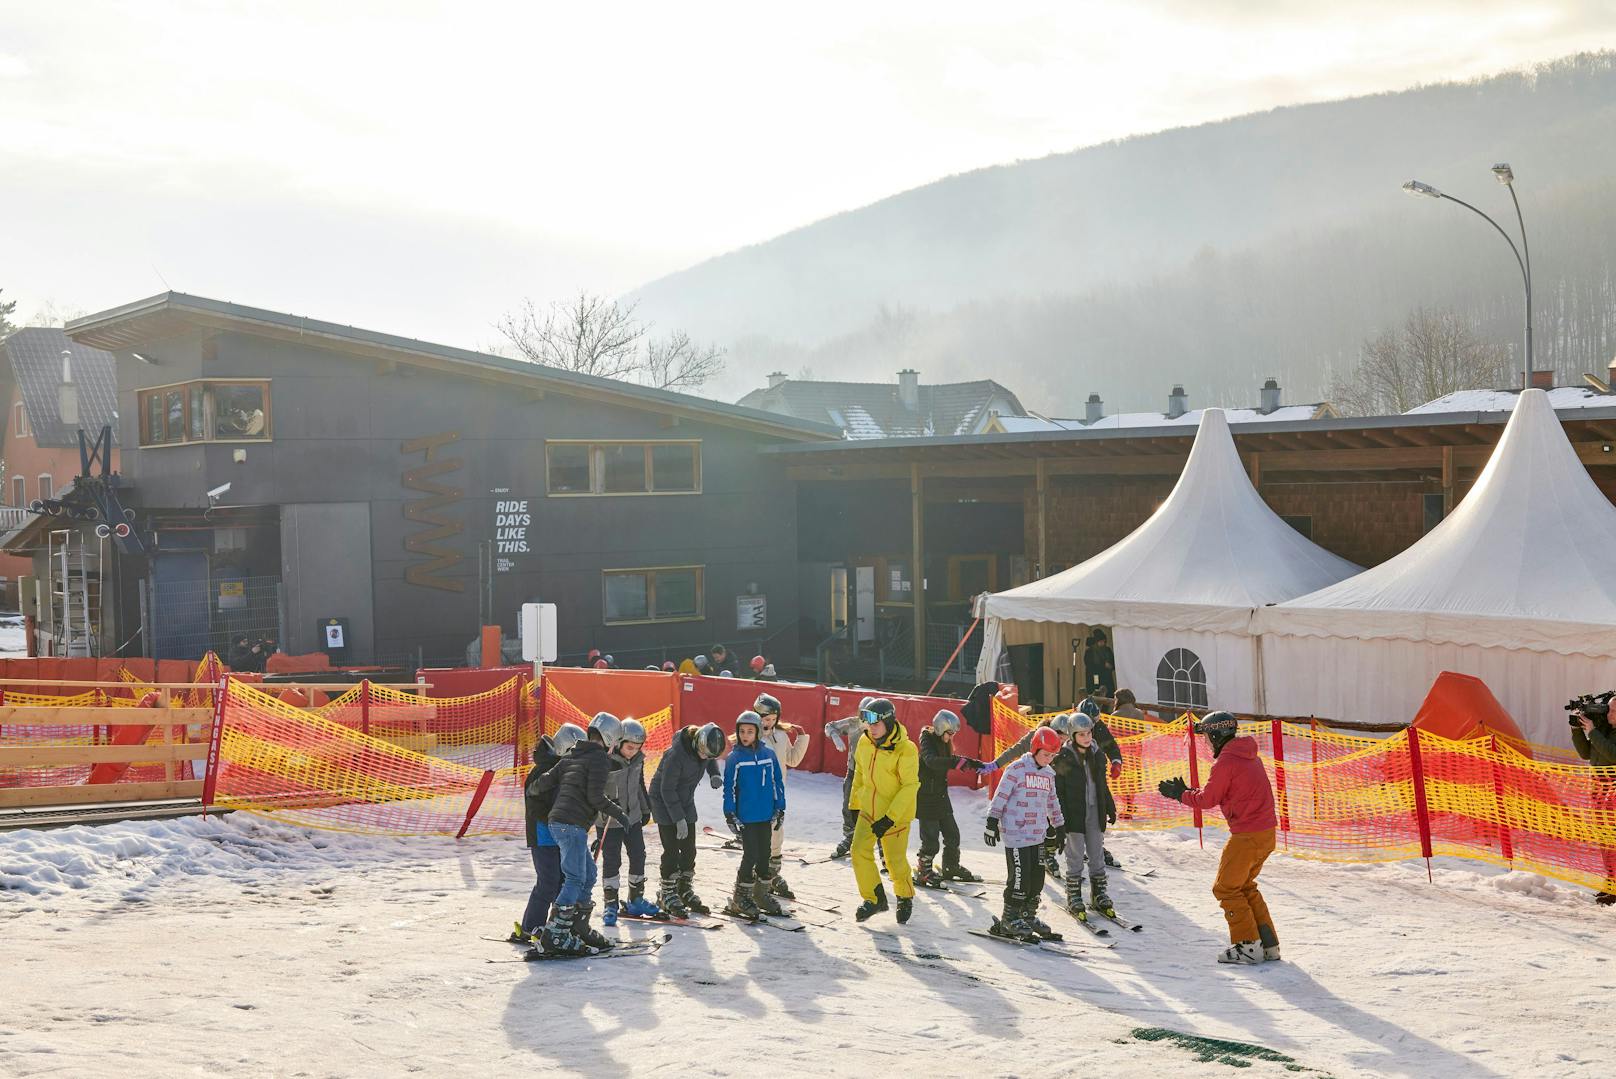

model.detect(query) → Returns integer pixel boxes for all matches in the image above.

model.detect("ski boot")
[1217,940,1264,965]
[990,900,1038,943]
[752,878,788,918]
[939,860,982,883]
[507,920,535,945]
[1063,877,1085,914]
[573,902,615,951]
[854,883,890,922]
[601,885,620,927]
[832,832,853,859]
[1022,901,1062,941]
[1103,848,1121,869]
[540,904,590,956]
[769,858,796,899]
[1041,844,1063,880]
[658,877,691,920]
[1088,874,1113,915]
[624,880,669,920]
[913,864,946,890]
[895,896,913,924]
[1597,892,1616,907]
[678,872,711,916]
[724,877,760,920]
[1258,923,1281,962]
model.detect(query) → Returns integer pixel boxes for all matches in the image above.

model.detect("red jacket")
[1179,736,1276,833]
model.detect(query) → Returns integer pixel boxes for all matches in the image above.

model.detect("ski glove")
[709,774,723,789]
[1109,760,1123,781]
[1045,824,1061,843]
[870,815,895,839]
[979,762,1001,776]
[1157,776,1189,802]
[773,810,785,829]
[674,819,690,841]
[1107,811,1117,825]
[984,817,1001,847]
[726,814,741,836]
[959,757,986,772]
[590,835,602,857]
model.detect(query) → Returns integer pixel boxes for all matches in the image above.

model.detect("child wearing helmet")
[1051,711,1117,915]
[648,722,727,918]
[722,711,788,919]
[596,717,665,926]
[512,732,566,945]
[753,692,810,899]
[984,725,1066,943]
[848,698,921,925]
[533,718,631,955]
[1158,711,1280,965]
[914,709,991,889]
[824,696,876,859]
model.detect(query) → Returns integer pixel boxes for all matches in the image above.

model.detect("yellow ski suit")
[848,719,920,900]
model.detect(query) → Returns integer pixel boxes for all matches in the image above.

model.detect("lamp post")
[1402,165,1534,387]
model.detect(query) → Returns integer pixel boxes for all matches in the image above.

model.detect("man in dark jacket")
[648,722,726,917]
[914,709,989,888]
[1573,704,1616,904]
[513,734,564,943]
[1083,630,1116,698]
[537,725,630,955]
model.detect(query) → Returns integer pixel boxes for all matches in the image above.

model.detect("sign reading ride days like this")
[493,496,531,573]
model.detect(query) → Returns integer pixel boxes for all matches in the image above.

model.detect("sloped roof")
[995,403,1329,432]
[738,378,1022,439]
[1258,389,1616,657]
[1406,385,1613,414]
[1,328,120,448]
[981,408,1361,631]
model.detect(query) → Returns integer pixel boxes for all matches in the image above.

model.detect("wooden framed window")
[137,380,272,447]
[546,441,701,496]
[11,475,24,507]
[13,401,28,439]
[602,565,705,624]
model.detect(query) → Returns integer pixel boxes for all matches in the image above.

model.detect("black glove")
[1107,811,1117,825]
[960,757,986,772]
[709,774,722,790]
[642,811,652,827]
[1158,776,1189,802]
[590,835,602,857]
[984,817,1000,847]
[773,810,785,829]
[1045,824,1061,843]
[870,815,894,839]
[726,814,741,836]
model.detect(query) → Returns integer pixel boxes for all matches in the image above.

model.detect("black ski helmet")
[1195,711,1240,756]
[861,697,897,736]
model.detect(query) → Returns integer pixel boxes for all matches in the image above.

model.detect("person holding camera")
[1570,692,1616,906]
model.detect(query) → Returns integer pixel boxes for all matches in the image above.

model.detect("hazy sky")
[4,1,1614,354]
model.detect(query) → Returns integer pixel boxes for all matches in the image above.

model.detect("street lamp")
[1402,165,1534,386]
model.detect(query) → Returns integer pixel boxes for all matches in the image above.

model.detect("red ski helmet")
[750,655,766,674]
[1030,727,1063,755]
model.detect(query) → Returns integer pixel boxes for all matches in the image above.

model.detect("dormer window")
[138,380,271,446]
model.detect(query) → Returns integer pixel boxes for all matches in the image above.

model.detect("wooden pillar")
[911,464,926,680]
[1035,457,1048,580]
[1247,451,1262,490]
[1441,446,1455,515]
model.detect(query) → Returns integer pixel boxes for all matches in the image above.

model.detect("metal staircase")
[46,528,101,657]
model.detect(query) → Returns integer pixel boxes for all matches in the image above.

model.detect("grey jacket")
[598,748,649,830]
[648,726,721,826]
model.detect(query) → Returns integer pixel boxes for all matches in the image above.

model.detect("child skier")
[535,714,631,955]
[648,721,728,918]
[1158,711,1280,964]
[596,718,665,925]
[849,698,920,924]
[914,708,991,888]
[984,725,1065,942]
[722,710,788,918]
[825,696,875,859]
[753,692,810,898]
[512,729,569,944]
[1051,710,1117,916]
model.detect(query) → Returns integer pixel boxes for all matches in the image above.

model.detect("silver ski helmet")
[619,718,648,745]
[588,711,624,748]
[551,722,587,756]
[694,722,726,759]
[734,710,763,739]
[929,709,961,737]
[753,692,782,721]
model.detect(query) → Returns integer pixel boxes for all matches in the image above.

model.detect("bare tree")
[496,291,724,392]
[1329,307,1511,416]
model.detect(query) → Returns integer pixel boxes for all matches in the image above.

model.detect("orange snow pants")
[1212,827,1276,944]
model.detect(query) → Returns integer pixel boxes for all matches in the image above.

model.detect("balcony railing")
[0,506,38,531]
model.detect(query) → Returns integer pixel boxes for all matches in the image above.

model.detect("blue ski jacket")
[723,742,786,825]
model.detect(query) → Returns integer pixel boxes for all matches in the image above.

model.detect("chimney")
[1259,377,1281,414]
[1167,384,1188,419]
[1527,369,1553,390]
[897,369,920,410]
[58,348,78,427]
[1608,357,1616,394]
[766,371,788,389]
[1084,392,1104,424]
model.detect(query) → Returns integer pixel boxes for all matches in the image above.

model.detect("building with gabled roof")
[738,369,1026,439]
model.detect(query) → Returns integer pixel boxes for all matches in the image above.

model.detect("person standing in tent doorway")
[1083,629,1116,698]
[1158,711,1280,964]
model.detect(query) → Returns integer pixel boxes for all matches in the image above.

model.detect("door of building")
[829,566,849,637]
[854,565,876,643]
[151,551,211,659]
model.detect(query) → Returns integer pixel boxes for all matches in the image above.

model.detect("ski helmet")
[1195,711,1240,756]
[1067,711,1096,736]
[693,654,709,671]
[1030,726,1063,755]
[929,709,961,737]
[645,664,661,671]
[619,718,647,745]
[718,670,734,678]
[694,722,726,759]
[661,660,676,672]
[1078,698,1102,720]
[593,658,609,669]
[861,697,897,727]
[588,711,624,748]
[753,692,782,720]
[551,722,587,756]
[750,655,766,674]
[1048,712,1080,736]
[734,710,763,738]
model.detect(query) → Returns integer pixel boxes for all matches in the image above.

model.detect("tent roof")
[981,408,1360,630]
[1258,389,1616,656]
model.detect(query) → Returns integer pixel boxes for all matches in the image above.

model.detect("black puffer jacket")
[522,737,564,848]
[917,729,983,820]
[540,740,628,829]
[648,726,721,826]
[1051,742,1116,835]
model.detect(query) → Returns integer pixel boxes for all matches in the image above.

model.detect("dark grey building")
[63,293,837,666]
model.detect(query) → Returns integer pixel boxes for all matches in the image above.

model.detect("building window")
[14,401,28,439]
[38,474,52,502]
[603,566,704,624]
[1156,647,1208,709]
[546,441,700,496]
[1422,493,1446,535]
[1280,515,1313,540]
[137,380,271,446]
[11,475,24,507]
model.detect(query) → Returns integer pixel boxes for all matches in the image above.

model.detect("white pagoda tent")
[976,409,1360,711]
[1253,388,1616,744]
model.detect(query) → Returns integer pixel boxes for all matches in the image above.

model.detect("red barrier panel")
[541,668,678,731]
[419,665,532,700]
[678,676,826,772]
[818,686,980,788]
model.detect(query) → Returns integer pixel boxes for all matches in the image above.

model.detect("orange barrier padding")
[677,676,827,772]
[1412,671,1530,753]
[541,669,678,736]
[419,665,530,699]
[266,652,332,675]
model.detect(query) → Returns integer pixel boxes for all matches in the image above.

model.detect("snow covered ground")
[3,772,1613,1078]
[0,613,28,657]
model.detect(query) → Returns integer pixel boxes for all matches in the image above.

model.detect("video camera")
[1565,690,1614,726]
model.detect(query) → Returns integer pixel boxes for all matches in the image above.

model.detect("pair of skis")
[485,931,672,962]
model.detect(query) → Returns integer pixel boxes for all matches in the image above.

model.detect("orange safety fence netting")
[991,697,1616,892]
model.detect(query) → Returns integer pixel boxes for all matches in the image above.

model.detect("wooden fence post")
[360,678,372,736]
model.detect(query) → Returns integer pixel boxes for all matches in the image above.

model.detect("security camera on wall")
[206,482,232,505]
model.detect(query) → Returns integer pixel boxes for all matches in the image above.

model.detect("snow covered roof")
[993,404,1329,432]
[1406,385,1615,415]
[738,377,1024,439]
[981,408,1361,631]
[1258,389,1616,657]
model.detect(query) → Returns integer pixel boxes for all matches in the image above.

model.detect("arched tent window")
[1156,647,1207,709]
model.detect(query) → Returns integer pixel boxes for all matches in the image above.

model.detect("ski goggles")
[860,708,888,726]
